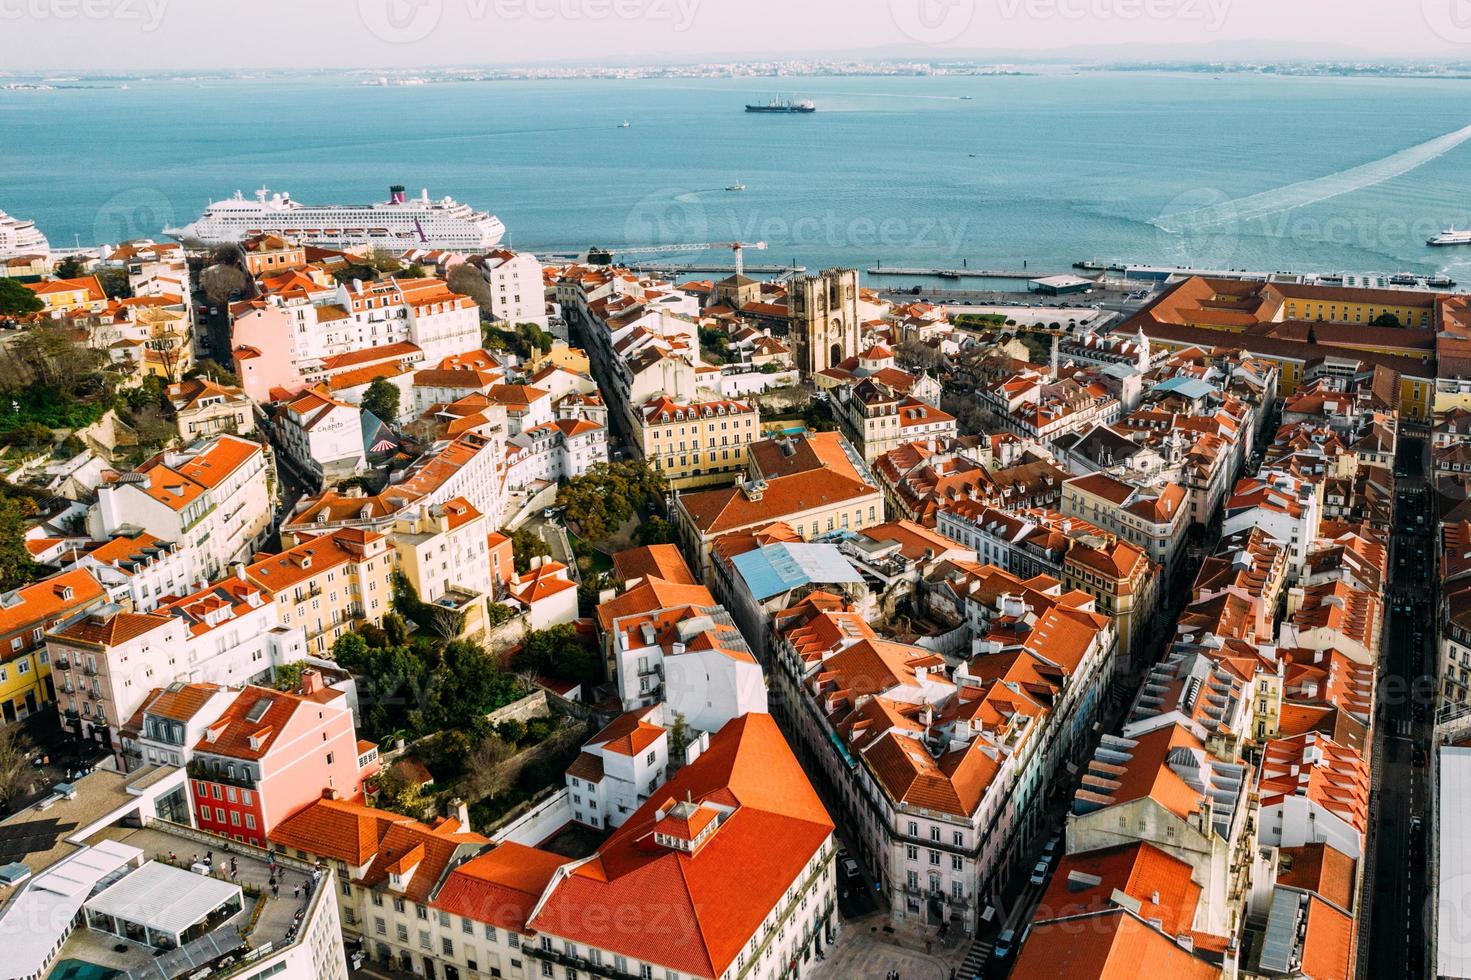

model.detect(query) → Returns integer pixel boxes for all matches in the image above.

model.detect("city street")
[1362,434,1434,979]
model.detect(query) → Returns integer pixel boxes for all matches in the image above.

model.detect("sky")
[0,0,1464,71]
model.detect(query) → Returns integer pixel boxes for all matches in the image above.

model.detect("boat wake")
[1154,122,1471,234]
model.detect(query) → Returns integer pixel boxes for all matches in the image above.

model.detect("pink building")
[188,669,378,846]
[232,306,306,403]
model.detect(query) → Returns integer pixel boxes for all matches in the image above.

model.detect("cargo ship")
[745,96,816,114]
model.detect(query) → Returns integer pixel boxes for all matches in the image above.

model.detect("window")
[462,917,474,935]
[396,924,409,943]
[375,917,386,935]
[442,937,454,956]
[416,905,428,920]
[419,929,431,950]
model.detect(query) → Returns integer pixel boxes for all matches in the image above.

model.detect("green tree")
[511,527,551,573]
[556,460,668,543]
[271,661,311,692]
[362,377,401,424]
[633,515,676,547]
[95,267,130,299]
[0,279,42,317]
[374,766,431,820]
[53,256,87,279]
[0,422,54,451]
[0,498,39,592]
[519,624,600,686]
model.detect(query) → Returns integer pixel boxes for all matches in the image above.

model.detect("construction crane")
[584,241,768,276]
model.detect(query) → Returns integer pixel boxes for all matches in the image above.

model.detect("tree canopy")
[362,377,401,424]
[519,623,601,687]
[556,460,668,543]
[0,279,42,317]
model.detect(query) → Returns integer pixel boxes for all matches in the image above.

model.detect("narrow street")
[1361,434,1434,979]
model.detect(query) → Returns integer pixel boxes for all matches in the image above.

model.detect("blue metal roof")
[1151,376,1216,400]
[730,543,863,602]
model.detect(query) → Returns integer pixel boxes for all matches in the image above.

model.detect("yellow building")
[1125,276,1438,421]
[0,568,108,722]
[675,430,884,579]
[528,340,590,376]
[1061,533,1155,669]
[638,395,760,491]
[389,497,495,637]
[247,528,395,655]
[25,275,107,315]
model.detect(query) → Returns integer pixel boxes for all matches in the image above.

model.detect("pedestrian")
[293,883,300,899]
[271,881,279,898]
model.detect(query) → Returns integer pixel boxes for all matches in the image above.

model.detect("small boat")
[959,95,973,100]
[618,120,631,129]
[725,181,746,192]
[1429,275,1458,288]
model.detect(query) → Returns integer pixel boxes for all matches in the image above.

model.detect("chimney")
[300,668,325,696]
[450,797,470,829]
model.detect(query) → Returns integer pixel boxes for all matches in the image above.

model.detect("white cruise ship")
[166,184,506,251]
[0,207,50,259]
[1428,227,1471,247]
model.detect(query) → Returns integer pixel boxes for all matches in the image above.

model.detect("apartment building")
[0,567,108,722]
[480,247,547,328]
[189,670,377,846]
[50,574,310,751]
[1061,472,1191,580]
[89,434,275,583]
[772,565,1116,930]
[167,377,256,439]
[391,497,496,634]
[245,527,395,655]
[636,394,759,490]
[674,431,885,580]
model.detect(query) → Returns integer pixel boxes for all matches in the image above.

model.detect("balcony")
[187,760,257,790]
[54,657,70,671]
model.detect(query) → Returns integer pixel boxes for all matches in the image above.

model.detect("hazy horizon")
[1,0,1468,72]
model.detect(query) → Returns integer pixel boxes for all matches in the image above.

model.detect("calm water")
[3,71,1471,281]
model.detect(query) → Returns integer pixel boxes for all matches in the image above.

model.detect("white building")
[504,417,607,493]
[274,389,367,484]
[49,575,309,751]
[89,435,275,583]
[480,248,547,328]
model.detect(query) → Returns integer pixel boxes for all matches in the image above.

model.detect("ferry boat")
[1428,227,1471,246]
[745,96,816,114]
[165,184,506,251]
[0,207,50,259]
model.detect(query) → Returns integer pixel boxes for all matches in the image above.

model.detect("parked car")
[1029,860,1048,886]
[841,858,861,881]
[994,929,1017,960]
